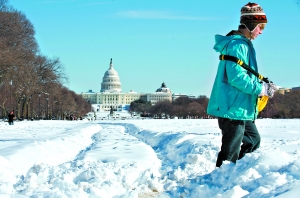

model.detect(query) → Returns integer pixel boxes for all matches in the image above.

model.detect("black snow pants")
[216,118,261,167]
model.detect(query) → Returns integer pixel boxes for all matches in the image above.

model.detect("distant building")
[140,82,172,105]
[172,93,196,101]
[80,59,173,112]
[275,86,300,95]
[81,59,142,112]
[277,87,291,95]
[291,86,300,92]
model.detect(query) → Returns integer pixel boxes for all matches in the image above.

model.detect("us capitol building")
[80,59,173,112]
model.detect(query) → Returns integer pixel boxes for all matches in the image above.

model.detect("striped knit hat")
[240,2,267,32]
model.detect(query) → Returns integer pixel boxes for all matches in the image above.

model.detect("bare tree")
[274,91,300,118]
[0,10,38,67]
[186,101,205,118]
[130,99,152,115]
[148,100,172,118]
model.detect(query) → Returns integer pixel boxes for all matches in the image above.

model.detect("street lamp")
[39,93,41,119]
[9,80,12,111]
[46,98,49,120]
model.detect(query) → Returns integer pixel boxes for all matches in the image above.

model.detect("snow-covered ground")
[1,118,300,197]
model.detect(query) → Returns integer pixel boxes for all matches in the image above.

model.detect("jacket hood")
[213,31,251,53]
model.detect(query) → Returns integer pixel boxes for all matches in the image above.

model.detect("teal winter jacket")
[207,31,263,120]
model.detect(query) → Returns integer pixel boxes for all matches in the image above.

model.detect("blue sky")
[8,0,300,97]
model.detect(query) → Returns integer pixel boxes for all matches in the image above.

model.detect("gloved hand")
[259,82,278,98]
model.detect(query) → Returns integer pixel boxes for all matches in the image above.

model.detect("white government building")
[80,59,173,112]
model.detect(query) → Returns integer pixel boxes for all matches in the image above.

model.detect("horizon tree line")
[130,96,209,119]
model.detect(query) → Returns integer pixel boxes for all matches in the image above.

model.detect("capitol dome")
[100,58,122,93]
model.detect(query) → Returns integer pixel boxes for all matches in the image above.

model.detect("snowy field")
[1,118,300,198]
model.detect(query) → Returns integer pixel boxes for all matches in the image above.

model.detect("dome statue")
[100,58,122,93]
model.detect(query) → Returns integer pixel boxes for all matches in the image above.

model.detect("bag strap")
[219,54,271,83]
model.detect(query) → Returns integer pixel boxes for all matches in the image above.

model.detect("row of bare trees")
[130,96,209,119]
[0,1,90,120]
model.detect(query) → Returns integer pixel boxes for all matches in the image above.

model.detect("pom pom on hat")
[240,2,267,32]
